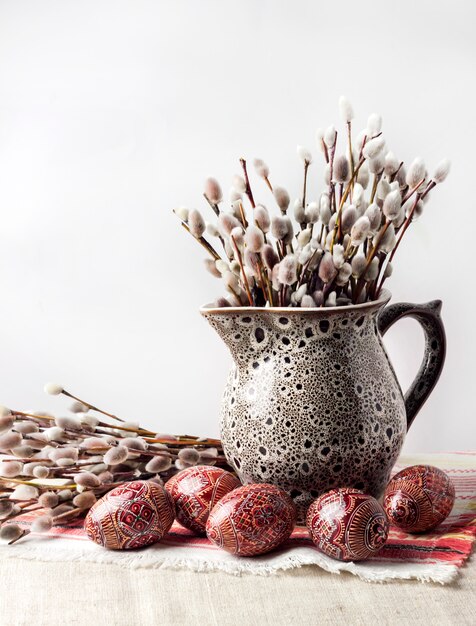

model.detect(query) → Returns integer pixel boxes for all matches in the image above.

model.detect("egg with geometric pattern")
[165,465,241,535]
[306,488,389,562]
[84,480,175,550]
[383,465,455,533]
[206,483,296,556]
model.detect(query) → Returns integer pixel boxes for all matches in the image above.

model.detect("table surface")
[1,554,474,626]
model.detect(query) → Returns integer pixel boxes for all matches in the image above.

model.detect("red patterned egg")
[84,480,175,550]
[165,465,241,535]
[206,483,296,556]
[384,465,455,533]
[306,488,389,562]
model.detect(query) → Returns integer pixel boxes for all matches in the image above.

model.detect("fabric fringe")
[0,539,461,584]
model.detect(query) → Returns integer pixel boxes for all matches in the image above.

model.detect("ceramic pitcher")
[201,290,446,519]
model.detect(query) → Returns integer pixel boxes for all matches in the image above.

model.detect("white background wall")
[0,0,474,451]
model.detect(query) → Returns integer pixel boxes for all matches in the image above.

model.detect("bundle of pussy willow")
[175,97,450,307]
[0,384,224,544]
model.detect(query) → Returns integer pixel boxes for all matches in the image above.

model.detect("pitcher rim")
[200,289,391,315]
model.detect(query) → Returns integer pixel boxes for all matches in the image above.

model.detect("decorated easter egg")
[383,465,455,533]
[165,465,241,535]
[206,483,296,556]
[306,488,389,562]
[84,480,175,550]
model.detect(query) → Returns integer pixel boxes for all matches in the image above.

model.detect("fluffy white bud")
[384,151,400,176]
[365,203,382,232]
[293,198,306,224]
[305,202,320,224]
[367,113,382,136]
[232,175,247,193]
[333,155,349,183]
[273,187,290,213]
[332,244,345,270]
[365,258,379,281]
[204,177,222,204]
[188,209,206,238]
[245,226,265,253]
[351,216,371,246]
[318,252,337,283]
[363,136,385,159]
[324,125,337,148]
[339,96,354,123]
[254,205,270,232]
[277,255,298,285]
[351,254,367,278]
[382,190,402,221]
[406,157,426,189]
[253,158,269,179]
[336,263,352,286]
[297,145,312,164]
[44,383,63,396]
[433,158,451,183]
[301,295,316,308]
[174,207,189,222]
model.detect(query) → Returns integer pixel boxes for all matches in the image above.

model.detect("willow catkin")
[103,446,129,466]
[188,209,206,238]
[333,155,350,183]
[365,203,382,232]
[253,158,269,179]
[382,190,402,221]
[262,244,279,270]
[406,157,426,188]
[350,216,371,247]
[254,205,270,232]
[318,252,337,283]
[341,205,358,233]
[367,113,382,136]
[433,158,451,183]
[245,225,265,253]
[293,198,306,224]
[305,202,320,224]
[273,187,290,214]
[277,255,298,285]
[0,431,22,451]
[363,135,385,159]
[351,254,367,278]
[204,177,223,204]
[336,263,352,286]
[0,461,23,478]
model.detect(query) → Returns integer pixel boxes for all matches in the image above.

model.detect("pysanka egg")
[165,465,241,535]
[384,464,455,533]
[206,483,296,556]
[306,488,389,562]
[84,480,175,550]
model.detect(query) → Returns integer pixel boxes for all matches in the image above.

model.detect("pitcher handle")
[377,300,446,430]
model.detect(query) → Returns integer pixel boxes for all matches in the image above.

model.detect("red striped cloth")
[5,452,476,582]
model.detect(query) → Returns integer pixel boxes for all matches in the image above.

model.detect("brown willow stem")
[302,161,310,210]
[180,221,221,260]
[61,390,126,424]
[331,156,365,251]
[376,195,420,297]
[347,121,355,190]
[231,236,253,306]
[264,176,273,192]
[353,220,391,303]
[240,158,256,208]
[203,193,220,216]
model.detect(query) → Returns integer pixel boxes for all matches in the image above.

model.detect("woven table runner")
[1,452,475,583]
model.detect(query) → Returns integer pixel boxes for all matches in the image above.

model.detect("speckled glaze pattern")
[201,291,446,521]
[383,464,455,533]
